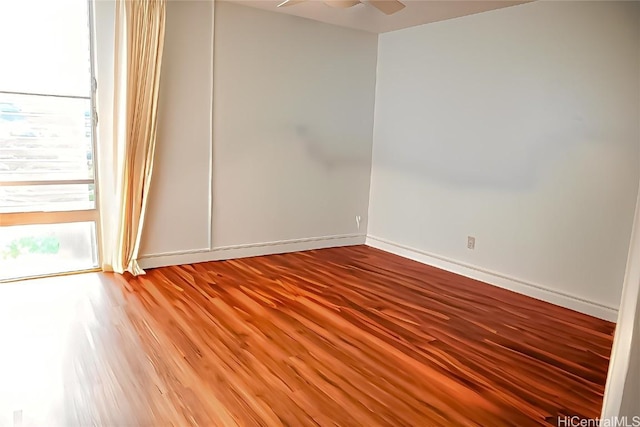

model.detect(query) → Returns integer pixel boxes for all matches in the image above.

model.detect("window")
[0,0,99,281]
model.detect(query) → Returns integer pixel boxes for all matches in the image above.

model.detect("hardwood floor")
[0,245,614,426]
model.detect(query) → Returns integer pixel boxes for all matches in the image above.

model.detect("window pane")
[0,93,93,182]
[0,222,98,281]
[0,0,91,97]
[0,184,95,213]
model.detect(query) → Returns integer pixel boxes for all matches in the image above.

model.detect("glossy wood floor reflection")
[0,246,614,426]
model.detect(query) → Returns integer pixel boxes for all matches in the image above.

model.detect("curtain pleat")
[102,0,166,275]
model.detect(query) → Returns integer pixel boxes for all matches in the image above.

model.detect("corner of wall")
[365,31,382,239]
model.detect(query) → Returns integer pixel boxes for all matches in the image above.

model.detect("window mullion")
[0,210,97,227]
[0,179,95,187]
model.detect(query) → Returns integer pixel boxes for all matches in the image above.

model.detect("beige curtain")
[102,0,166,275]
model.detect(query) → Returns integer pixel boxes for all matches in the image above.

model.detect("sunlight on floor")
[0,274,103,425]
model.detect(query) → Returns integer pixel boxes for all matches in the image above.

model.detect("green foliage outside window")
[1,236,60,259]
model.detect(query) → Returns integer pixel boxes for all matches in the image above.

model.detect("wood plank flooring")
[0,245,614,426]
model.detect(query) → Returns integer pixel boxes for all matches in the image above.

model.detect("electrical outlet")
[355,215,362,230]
[467,236,476,250]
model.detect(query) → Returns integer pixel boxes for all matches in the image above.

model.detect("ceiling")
[225,0,531,34]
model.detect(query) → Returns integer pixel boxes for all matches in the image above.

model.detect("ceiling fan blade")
[324,0,361,8]
[277,0,307,7]
[366,0,405,14]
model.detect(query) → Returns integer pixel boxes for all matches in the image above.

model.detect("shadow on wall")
[294,124,371,170]
[219,120,372,172]
[372,84,634,192]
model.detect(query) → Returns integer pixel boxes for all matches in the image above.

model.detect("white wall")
[368,1,640,320]
[211,1,376,246]
[139,1,378,265]
[620,315,639,416]
[602,114,640,420]
[602,194,640,418]
[140,0,213,256]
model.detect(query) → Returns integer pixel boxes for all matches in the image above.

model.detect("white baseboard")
[138,233,366,270]
[366,235,618,322]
